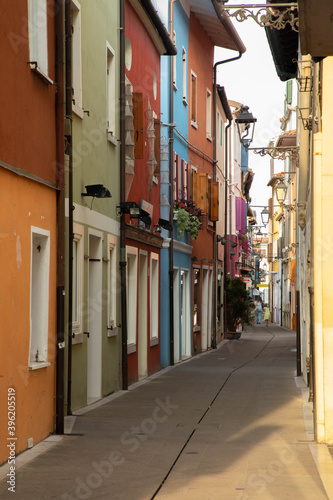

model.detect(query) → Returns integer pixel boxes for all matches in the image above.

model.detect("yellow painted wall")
[0,170,57,463]
[314,57,333,443]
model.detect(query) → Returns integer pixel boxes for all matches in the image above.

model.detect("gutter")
[136,0,177,55]
[211,0,247,54]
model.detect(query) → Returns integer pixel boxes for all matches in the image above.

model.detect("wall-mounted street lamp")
[81,184,112,198]
[235,106,257,147]
[217,235,238,248]
[261,207,270,227]
[235,106,299,162]
[117,201,152,229]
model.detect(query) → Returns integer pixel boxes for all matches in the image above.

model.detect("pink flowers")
[238,232,251,258]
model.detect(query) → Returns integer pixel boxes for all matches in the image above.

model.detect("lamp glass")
[275,180,287,205]
[261,207,270,226]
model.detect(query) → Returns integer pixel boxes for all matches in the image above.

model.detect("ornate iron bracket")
[217,3,299,32]
[247,146,299,163]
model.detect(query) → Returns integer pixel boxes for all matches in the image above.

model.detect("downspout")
[169,0,177,366]
[120,0,128,390]
[55,0,65,434]
[223,119,231,336]
[213,53,242,341]
[65,0,73,415]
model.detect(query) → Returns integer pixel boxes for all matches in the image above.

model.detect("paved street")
[1,324,333,499]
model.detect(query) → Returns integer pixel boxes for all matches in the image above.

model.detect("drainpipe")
[65,0,73,415]
[120,0,128,390]
[213,53,242,342]
[169,0,177,366]
[55,0,65,434]
[223,119,232,337]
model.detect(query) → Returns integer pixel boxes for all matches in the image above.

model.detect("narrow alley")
[1,325,332,500]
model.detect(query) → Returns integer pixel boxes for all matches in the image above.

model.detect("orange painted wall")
[188,12,215,163]
[0,170,57,464]
[0,0,57,184]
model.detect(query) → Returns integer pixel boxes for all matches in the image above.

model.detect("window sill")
[107,131,118,146]
[29,362,51,371]
[73,103,84,119]
[127,343,137,354]
[206,134,212,142]
[107,326,118,338]
[193,326,201,333]
[191,120,198,130]
[173,83,178,91]
[150,337,159,347]
[183,98,188,106]
[72,331,83,344]
[29,63,54,85]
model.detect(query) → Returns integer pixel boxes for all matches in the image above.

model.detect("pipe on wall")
[55,0,65,434]
[65,0,73,416]
[120,0,128,390]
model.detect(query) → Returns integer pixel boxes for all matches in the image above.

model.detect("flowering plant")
[238,232,251,258]
[174,199,203,240]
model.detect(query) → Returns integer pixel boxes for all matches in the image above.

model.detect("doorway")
[87,233,103,404]
[181,269,190,358]
[138,251,148,380]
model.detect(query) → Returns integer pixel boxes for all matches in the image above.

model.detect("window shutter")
[192,170,198,204]
[210,181,219,221]
[181,160,187,199]
[176,155,180,201]
[133,92,143,159]
[198,173,208,213]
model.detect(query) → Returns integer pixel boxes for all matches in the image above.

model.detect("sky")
[214,4,287,211]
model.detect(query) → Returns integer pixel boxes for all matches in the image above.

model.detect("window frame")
[72,223,84,344]
[190,71,198,128]
[106,42,116,144]
[71,0,83,118]
[107,235,117,337]
[126,246,138,352]
[29,226,51,370]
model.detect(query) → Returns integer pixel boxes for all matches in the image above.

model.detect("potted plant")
[225,277,252,339]
[173,199,203,240]
[238,232,251,258]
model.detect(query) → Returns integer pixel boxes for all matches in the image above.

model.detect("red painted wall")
[125,1,163,382]
[1,1,57,184]
[125,1,161,228]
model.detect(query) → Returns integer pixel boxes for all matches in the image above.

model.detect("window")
[108,236,117,335]
[126,247,138,349]
[29,227,50,368]
[71,0,83,116]
[172,31,177,88]
[206,89,212,140]
[191,72,197,126]
[182,48,187,103]
[72,224,84,342]
[150,253,159,343]
[28,0,49,77]
[106,43,116,138]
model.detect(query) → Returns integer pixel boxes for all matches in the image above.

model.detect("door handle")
[83,331,90,338]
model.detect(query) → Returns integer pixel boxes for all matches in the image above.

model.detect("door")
[138,252,148,380]
[173,268,180,363]
[181,269,190,358]
[87,234,103,404]
[201,269,208,351]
